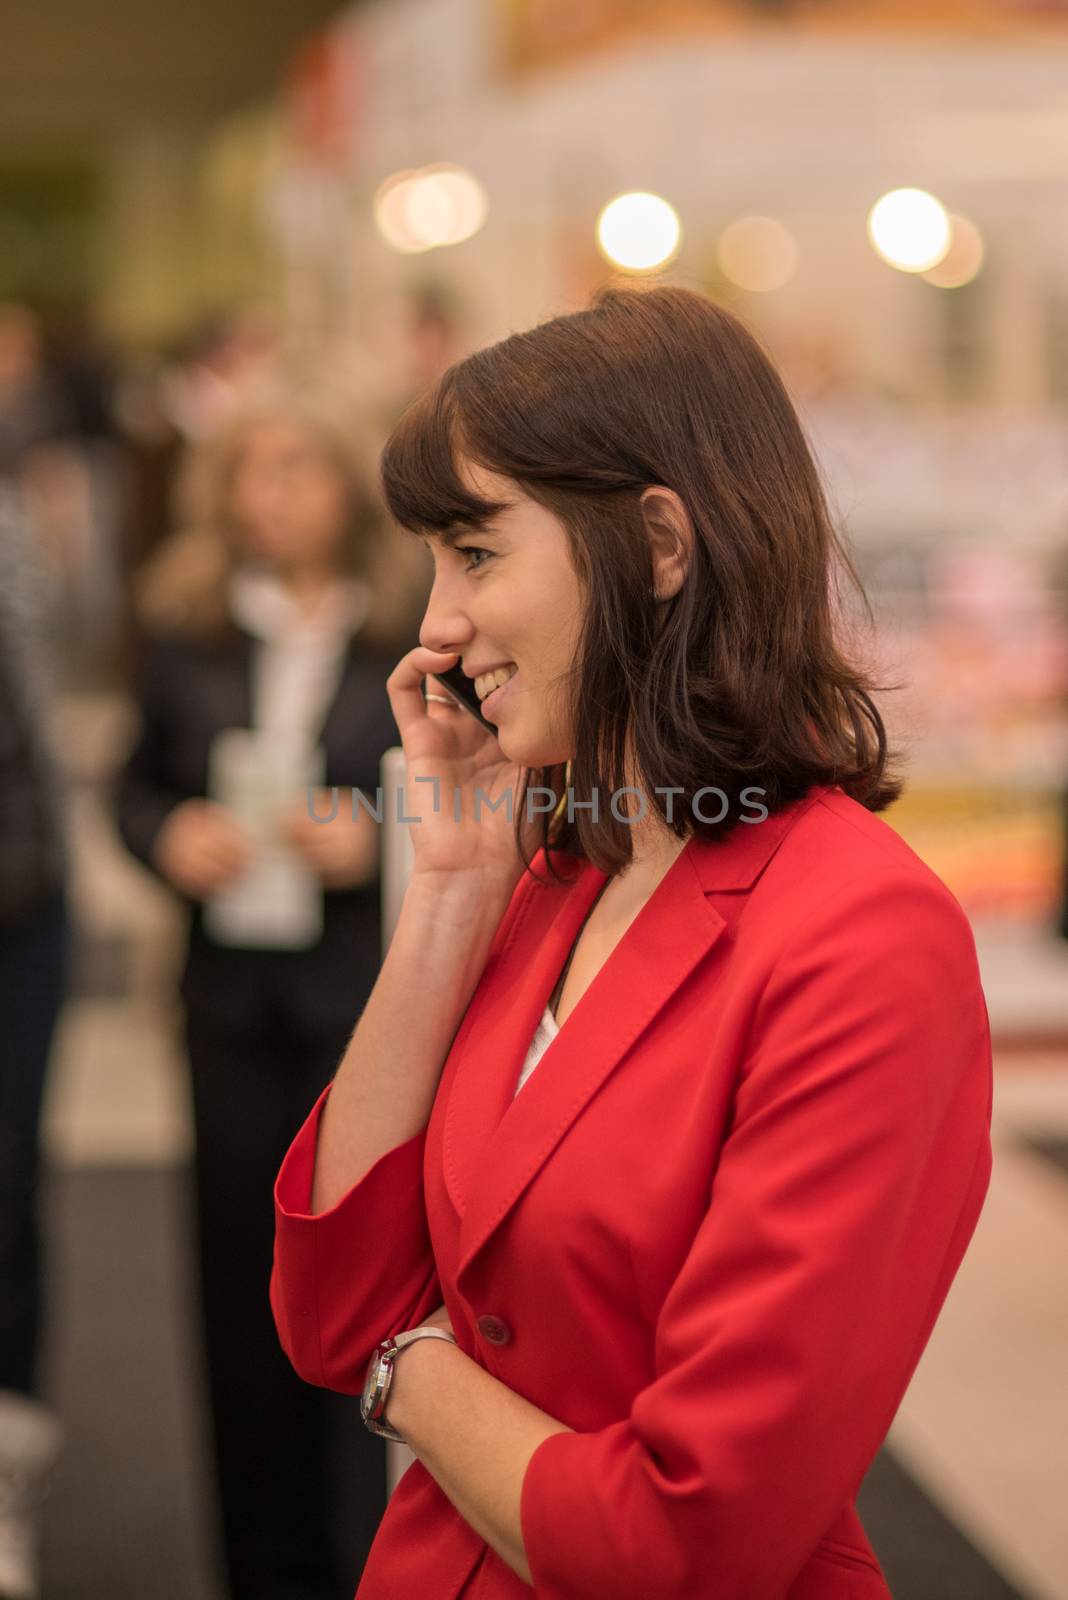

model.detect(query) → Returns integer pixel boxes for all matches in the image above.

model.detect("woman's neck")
[270,562,344,614]
[625,811,689,879]
[613,743,691,881]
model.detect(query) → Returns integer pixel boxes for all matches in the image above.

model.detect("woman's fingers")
[197,817,251,871]
[386,645,497,766]
[387,646,460,731]
[197,844,247,880]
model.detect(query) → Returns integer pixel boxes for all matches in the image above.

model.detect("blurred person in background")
[0,477,69,1600]
[114,307,279,686]
[0,300,120,690]
[117,306,279,572]
[0,304,72,472]
[113,378,426,1600]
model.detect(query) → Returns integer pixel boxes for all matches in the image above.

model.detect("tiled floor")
[33,693,1068,1600]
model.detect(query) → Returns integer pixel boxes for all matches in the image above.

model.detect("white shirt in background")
[203,567,371,951]
[228,565,371,743]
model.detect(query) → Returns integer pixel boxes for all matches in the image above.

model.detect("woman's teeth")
[475,664,518,701]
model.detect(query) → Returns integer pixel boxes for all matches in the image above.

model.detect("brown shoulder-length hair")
[380,284,904,881]
[134,376,427,654]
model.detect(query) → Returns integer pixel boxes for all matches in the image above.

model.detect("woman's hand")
[280,788,378,889]
[386,646,540,895]
[151,798,251,899]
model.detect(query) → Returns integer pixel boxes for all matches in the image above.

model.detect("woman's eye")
[455,545,492,571]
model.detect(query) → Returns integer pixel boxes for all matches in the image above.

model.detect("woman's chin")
[492,728,523,764]
[497,727,571,771]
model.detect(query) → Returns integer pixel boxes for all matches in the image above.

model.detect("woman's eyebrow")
[418,528,463,550]
[423,521,506,549]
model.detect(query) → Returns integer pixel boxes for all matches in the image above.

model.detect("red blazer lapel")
[440,855,608,1219]
[454,840,731,1285]
[443,784,833,1289]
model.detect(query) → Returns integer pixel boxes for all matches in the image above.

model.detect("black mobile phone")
[428,662,496,731]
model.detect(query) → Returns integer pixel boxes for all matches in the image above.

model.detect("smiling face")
[418,459,586,766]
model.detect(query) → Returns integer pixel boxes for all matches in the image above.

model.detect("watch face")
[361,1349,384,1421]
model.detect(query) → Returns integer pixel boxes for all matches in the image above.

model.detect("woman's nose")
[418,575,474,657]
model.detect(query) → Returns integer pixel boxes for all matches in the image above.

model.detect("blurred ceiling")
[0,0,349,146]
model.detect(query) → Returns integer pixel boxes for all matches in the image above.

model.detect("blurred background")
[2,1,1068,1598]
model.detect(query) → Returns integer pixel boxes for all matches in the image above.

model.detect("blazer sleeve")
[270,1084,442,1392]
[520,868,994,1600]
[113,634,189,874]
[270,860,543,1391]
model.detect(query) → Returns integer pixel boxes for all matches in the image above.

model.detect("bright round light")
[374,165,488,254]
[867,188,951,273]
[922,213,985,289]
[717,215,798,292]
[596,191,681,273]
[403,167,486,249]
[374,171,428,253]
[421,165,487,246]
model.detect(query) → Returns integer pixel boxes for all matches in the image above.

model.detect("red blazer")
[271,782,993,1599]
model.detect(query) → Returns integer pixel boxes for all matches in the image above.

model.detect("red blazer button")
[476,1315,512,1345]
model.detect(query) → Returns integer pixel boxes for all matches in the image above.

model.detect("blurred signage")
[504,0,1068,73]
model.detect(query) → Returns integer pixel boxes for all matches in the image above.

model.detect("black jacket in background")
[0,484,67,932]
[0,645,64,931]
[114,625,403,1038]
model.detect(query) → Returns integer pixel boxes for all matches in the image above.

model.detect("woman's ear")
[640,486,693,601]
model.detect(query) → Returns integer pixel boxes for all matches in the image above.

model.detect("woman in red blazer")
[271,286,993,1598]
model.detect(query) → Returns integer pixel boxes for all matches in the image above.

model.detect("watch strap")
[363,1326,459,1443]
[390,1326,458,1355]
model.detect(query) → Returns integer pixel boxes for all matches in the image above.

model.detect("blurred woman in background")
[0,478,67,1600]
[114,379,426,1600]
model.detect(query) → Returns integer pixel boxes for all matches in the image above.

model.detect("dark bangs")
[379,375,511,537]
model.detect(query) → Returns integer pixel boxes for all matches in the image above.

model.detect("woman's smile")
[475,663,519,717]
[474,663,518,706]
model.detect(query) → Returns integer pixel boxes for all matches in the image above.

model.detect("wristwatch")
[361,1326,459,1442]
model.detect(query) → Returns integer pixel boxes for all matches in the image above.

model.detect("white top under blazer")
[514,1005,561,1096]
